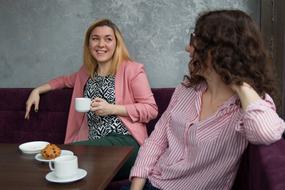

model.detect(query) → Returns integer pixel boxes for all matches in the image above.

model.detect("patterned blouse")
[84,74,129,140]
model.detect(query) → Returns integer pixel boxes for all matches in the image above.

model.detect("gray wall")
[0,0,260,88]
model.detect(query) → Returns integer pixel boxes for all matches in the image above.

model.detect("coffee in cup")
[75,97,91,112]
[49,155,78,179]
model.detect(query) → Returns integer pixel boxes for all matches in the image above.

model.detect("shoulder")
[71,65,89,83]
[123,60,144,71]
[77,65,89,76]
[119,60,145,75]
[79,65,88,73]
[174,83,190,95]
[172,83,200,101]
[176,82,199,93]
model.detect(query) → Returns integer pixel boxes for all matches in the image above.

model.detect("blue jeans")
[120,179,160,190]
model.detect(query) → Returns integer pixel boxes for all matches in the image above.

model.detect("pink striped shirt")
[130,83,285,190]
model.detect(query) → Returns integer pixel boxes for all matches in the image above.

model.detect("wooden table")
[0,143,133,190]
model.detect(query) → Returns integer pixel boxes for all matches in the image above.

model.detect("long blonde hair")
[83,19,131,77]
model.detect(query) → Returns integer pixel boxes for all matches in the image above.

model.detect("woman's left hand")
[90,97,115,116]
[230,82,261,111]
[230,82,252,94]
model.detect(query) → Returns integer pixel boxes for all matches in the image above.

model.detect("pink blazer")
[48,60,158,145]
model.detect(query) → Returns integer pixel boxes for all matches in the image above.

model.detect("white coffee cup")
[49,155,78,179]
[75,97,91,112]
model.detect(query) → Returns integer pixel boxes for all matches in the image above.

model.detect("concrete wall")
[0,0,260,88]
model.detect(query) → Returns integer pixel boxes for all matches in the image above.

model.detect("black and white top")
[84,74,129,140]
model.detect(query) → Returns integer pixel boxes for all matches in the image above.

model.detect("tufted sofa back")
[0,88,174,144]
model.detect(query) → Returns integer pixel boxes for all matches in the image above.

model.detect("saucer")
[35,150,74,162]
[45,168,87,183]
[19,141,49,154]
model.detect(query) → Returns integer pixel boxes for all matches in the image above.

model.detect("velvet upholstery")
[283,33,285,120]
[0,88,284,190]
[0,88,71,144]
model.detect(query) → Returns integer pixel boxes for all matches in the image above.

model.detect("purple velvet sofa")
[0,88,285,190]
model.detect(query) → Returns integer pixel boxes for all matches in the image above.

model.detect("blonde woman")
[25,19,158,179]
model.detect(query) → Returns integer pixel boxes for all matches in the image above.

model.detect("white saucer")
[35,150,74,162]
[45,168,87,183]
[19,141,49,154]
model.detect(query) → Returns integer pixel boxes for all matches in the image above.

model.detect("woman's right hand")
[24,83,52,119]
[130,177,147,190]
[25,89,40,119]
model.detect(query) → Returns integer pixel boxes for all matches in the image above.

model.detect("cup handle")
[49,160,55,171]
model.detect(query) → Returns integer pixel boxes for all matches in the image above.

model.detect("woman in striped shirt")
[128,10,285,190]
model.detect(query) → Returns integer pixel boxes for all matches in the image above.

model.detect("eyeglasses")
[189,32,196,46]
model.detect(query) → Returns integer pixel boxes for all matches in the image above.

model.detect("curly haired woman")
[128,10,285,190]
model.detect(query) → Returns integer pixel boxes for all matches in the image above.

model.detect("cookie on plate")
[41,144,61,160]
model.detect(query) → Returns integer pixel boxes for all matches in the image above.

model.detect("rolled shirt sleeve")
[236,94,285,145]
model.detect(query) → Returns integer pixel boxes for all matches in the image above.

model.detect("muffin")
[41,144,61,160]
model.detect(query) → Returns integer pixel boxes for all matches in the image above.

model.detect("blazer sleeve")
[124,65,158,123]
[48,66,85,90]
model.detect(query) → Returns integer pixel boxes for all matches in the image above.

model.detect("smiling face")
[89,26,116,65]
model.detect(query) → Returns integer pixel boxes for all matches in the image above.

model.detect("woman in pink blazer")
[25,19,158,179]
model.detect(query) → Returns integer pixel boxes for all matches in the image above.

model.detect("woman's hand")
[230,82,252,94]
[90,97,128,116]
[230,82,261,111]
[25,89,40,119]
[130,177,147,190]
[90,98,115,116]
[24,84,52,119]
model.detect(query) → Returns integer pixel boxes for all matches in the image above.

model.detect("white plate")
[45,168,87,183]
[35,150,74,162]
[19,141,49,154]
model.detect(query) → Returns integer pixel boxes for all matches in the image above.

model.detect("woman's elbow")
[140,105,158,123]
[147,105,158,120]
[250,129,284,145]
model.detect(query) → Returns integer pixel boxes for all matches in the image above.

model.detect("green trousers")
[73,133,140,180]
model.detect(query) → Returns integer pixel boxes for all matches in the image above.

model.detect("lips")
[96,50,107,54]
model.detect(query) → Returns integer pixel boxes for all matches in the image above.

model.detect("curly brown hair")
[185,9,276,98]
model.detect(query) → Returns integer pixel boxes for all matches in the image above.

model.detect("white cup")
[49,155,78,179]
[75,97,91,112]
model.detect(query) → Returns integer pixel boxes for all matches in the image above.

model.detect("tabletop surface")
[0,143,133,190]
